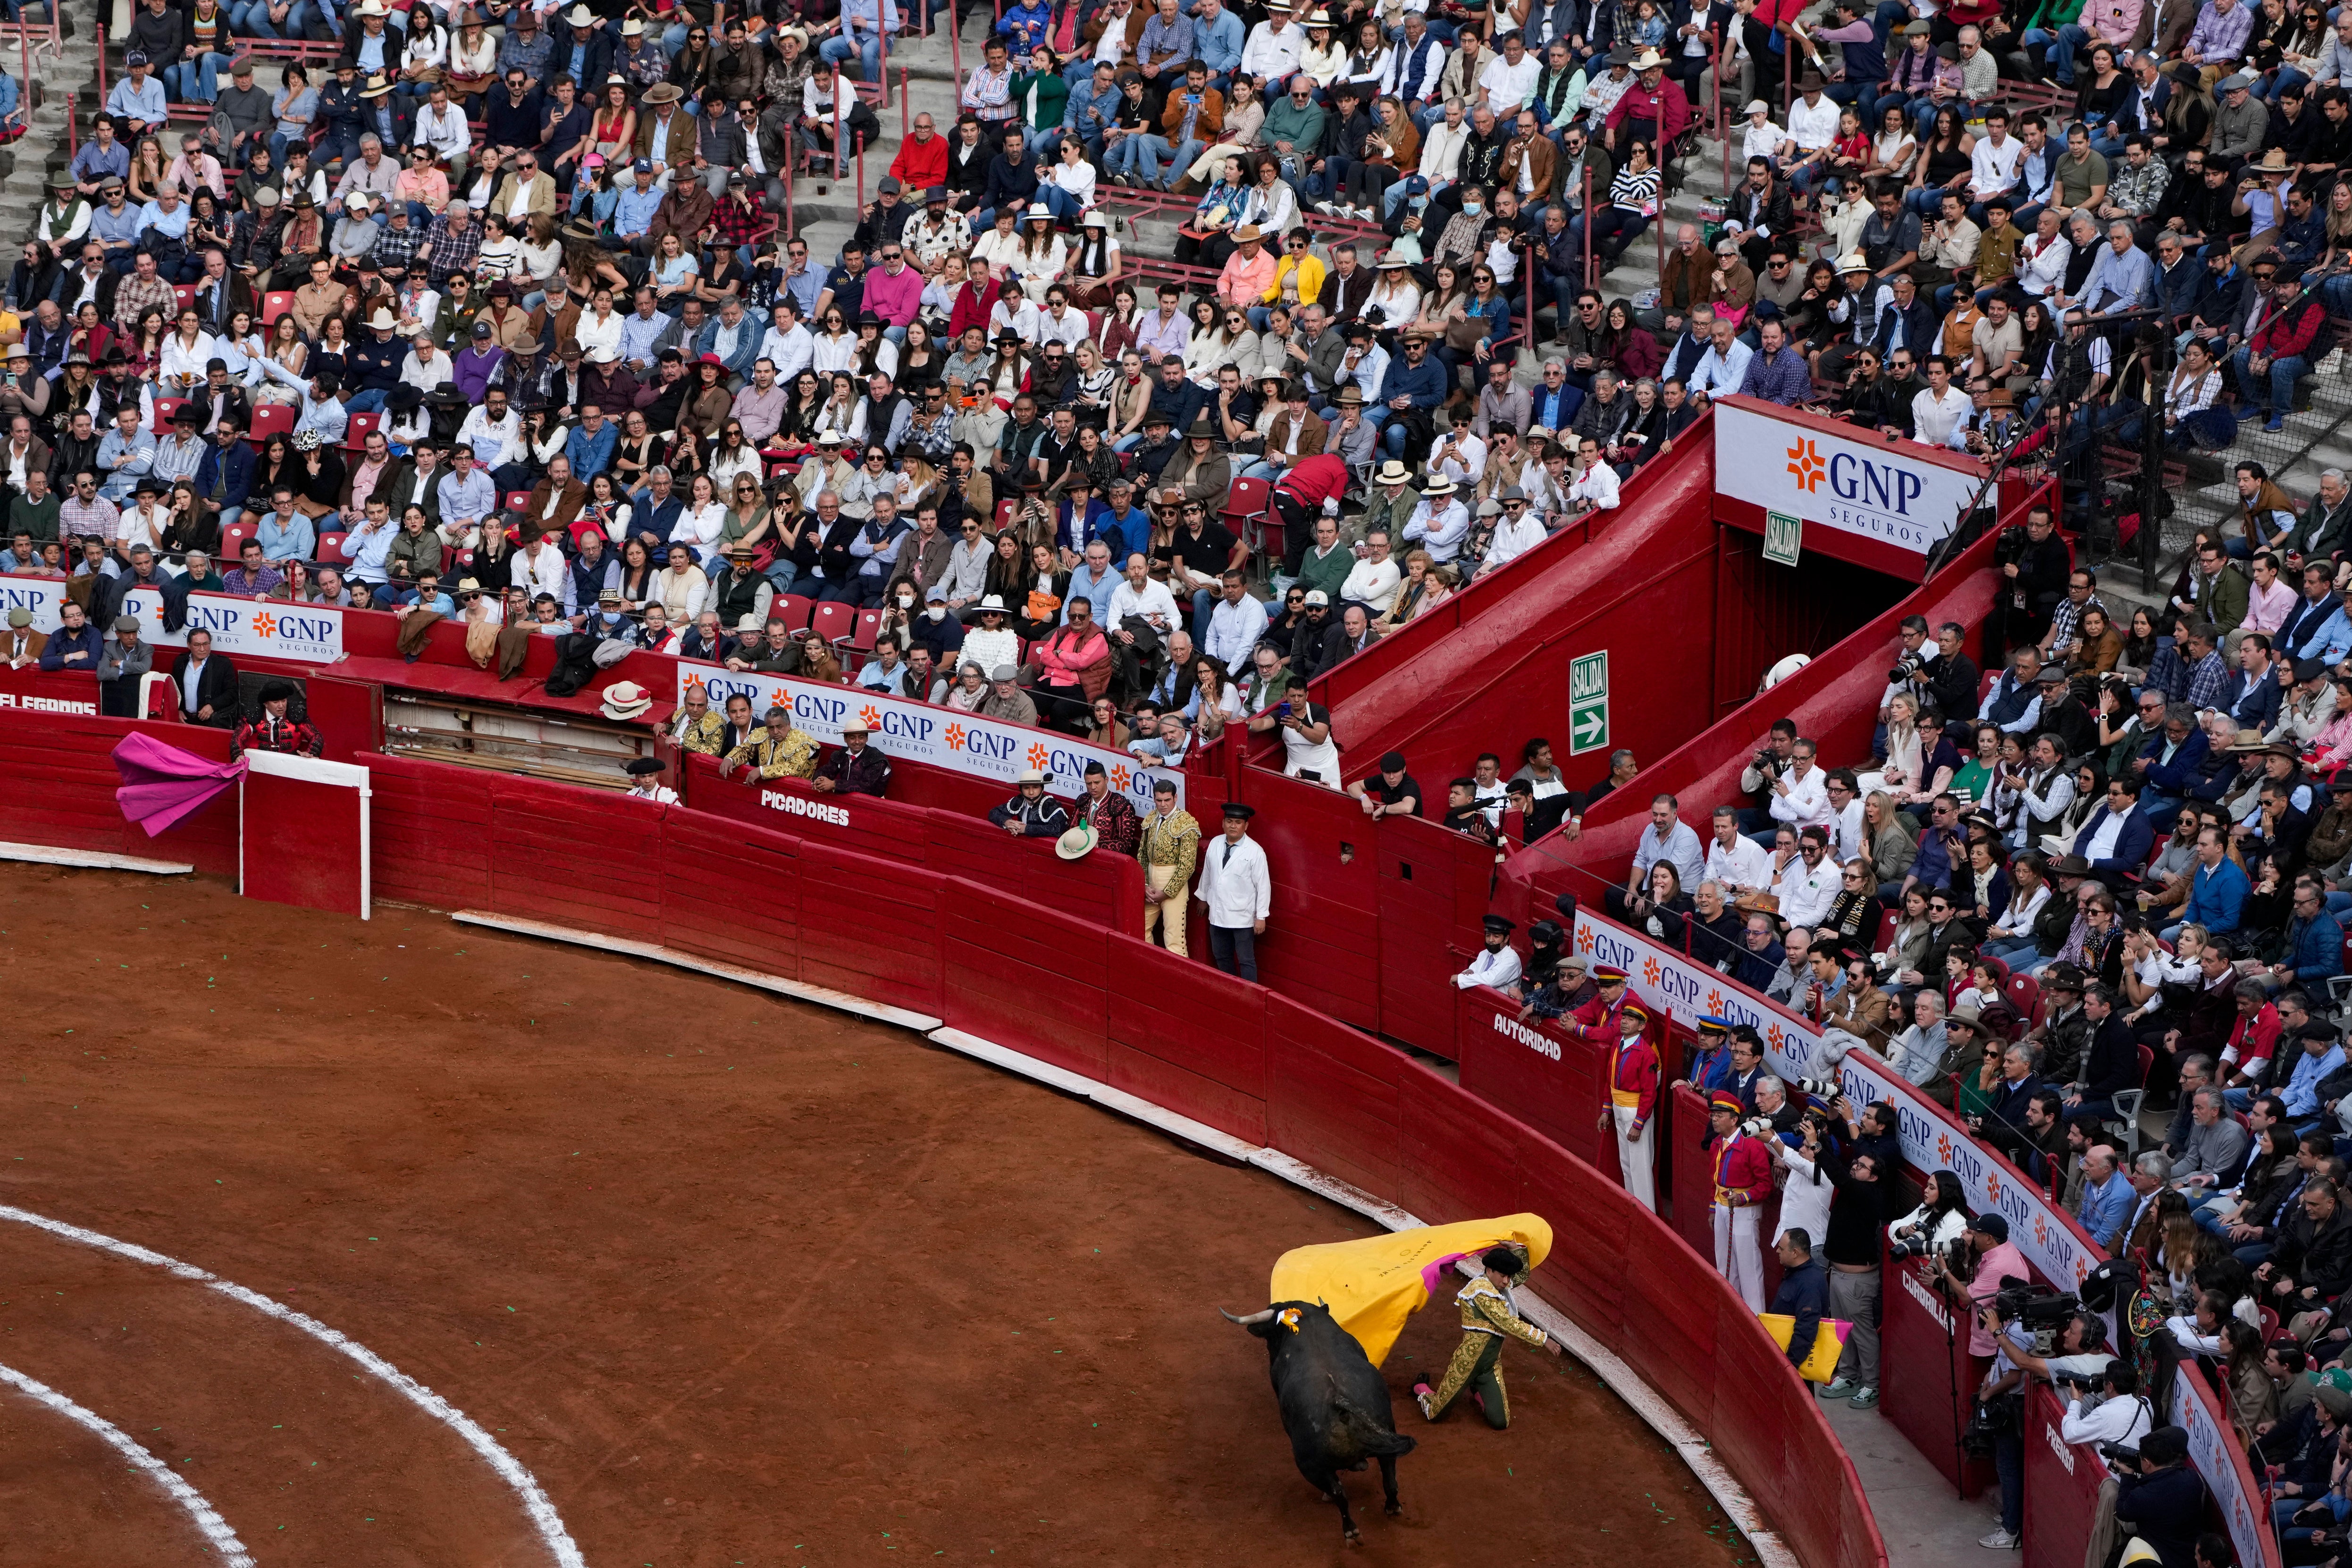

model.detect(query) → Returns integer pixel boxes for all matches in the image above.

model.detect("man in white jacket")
[1197,801,1272,981]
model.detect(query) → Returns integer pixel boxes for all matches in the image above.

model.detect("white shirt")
[759,322,815,384]
[2059,1393,2153,1450]
[1780,855,1840,927]
[1568,461,1620,510]
[1705,833,1775,892]
[454,404,525,467]
[1769,763,1833,827]
[415,99,470,160]
[1786,92,1841,151]
[1454,944,1524,990]
[573,309,624,360]
[1241,20,1305,82]
[1477,51,1543,114]
[1829,797,1865,862]
[1340,554,1402,612]
[1401,498,1469,561]
[1205,593,1265,675]
[1968,131,2024,199]
[513,541,566,599]
[1195,830,1272,927]
[1034,307,1092,351]
[1482,512,1547,572]
[1107,575,1181,630]
[1427,430,1487,486]
[1912,384,1971,446]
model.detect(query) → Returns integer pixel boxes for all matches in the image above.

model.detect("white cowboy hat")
[600,681,653,720]
[568,3,596,23]
[366,307,396,331]
[1375,459,1412,485]
[1055,821,1099,860]
[1023,202,1055,221]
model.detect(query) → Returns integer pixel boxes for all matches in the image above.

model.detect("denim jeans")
[819,26,883,83]
[230,0,283,34]
[2231,345,2308,419]
[1134,134,1199,186]
[2021,22,2088,83]
[344,387,391,414]
[165,53,235,102]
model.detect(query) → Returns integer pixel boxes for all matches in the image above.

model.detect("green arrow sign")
[1568,651,1608,756]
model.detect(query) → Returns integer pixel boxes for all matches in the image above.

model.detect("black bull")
[1222,1301,1417,1543]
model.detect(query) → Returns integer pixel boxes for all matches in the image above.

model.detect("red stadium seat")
[842,607,883,655]
[261,290,296,326]
[2004,972,2039,1021]
[342,411,380,451]
[504,490,532,513]
[248,402,295,444]
[773,594,815,634]
[1220,475,1271,531]
[315,530,348,564]
[150,396,185,430]
[1873,908,1897,950]
[172,284,196,312]
[808,600,856,646]
[219,520,256,562]
[994,498,1016,530]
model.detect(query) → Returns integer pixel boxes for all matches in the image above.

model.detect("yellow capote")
[1267,1214,1554,1367]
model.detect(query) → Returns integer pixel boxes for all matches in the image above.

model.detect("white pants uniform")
[1713,1202,1764,1309]
[1613,1103,1656,1213]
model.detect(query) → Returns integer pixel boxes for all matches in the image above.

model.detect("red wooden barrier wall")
[0,708,1888,1568]
[0,704,239,875]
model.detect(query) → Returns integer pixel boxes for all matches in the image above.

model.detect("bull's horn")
[1220,1307,1277,1325]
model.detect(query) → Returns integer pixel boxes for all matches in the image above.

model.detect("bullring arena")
[0,862,1747,1566]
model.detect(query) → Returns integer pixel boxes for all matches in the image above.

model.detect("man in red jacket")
[889,112,950,195]
[1708,1090,1775,1309]
[1604,52,1692,159]
[1573,998,1661,1213]
[2234,271,2325,433]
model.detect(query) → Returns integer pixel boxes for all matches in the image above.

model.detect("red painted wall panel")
[0,715,1887,1568]
[941,890,1112,1080]
[0,708,240,875]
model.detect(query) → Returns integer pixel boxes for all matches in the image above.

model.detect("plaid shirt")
[420,214,481,286]
[369,222,424,276]
[114,272,177,335]
[709,193,765,249]
[2047,590,2106,653]
[2184,648,2229,713]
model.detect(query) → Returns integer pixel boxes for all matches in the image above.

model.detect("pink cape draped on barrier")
[111,732,246,837]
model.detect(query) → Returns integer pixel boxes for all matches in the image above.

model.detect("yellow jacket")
[1260,253,1327,309]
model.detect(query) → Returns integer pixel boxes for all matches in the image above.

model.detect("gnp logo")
[1786,437,1826,493]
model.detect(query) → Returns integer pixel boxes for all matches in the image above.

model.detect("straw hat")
[599,681,653,721]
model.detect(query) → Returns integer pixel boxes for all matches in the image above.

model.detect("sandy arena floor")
[0,864,1753,1566]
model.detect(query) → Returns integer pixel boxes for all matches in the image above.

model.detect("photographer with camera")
[1967,1266,2113,1551]
[1802,1100,1898,1407]
[1988,503,2074,668]
[2064,1357,2159,1568]
[1889,1168,1972,1263]
[1738,719,1799,840]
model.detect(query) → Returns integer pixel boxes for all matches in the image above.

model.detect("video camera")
[1990,1283,2082,1356]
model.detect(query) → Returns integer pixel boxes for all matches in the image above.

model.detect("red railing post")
[1581,158,1593,289]
[785,117,797,237]
[949,0,961,84]
[66,90,76,159]
[880,0,892,108]
[1526,264,1536,359]
[901,66,910,141]
[97,24,107,106]
[856,130,866,211]
[1716,34,1729,194]
[832,63,842,173]
[1781,39,1792,115]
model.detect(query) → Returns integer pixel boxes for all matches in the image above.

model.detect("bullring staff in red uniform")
[1570,998,1658,1213]
[1569,964,1632,1033]
[1707,1090,1773,1310]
